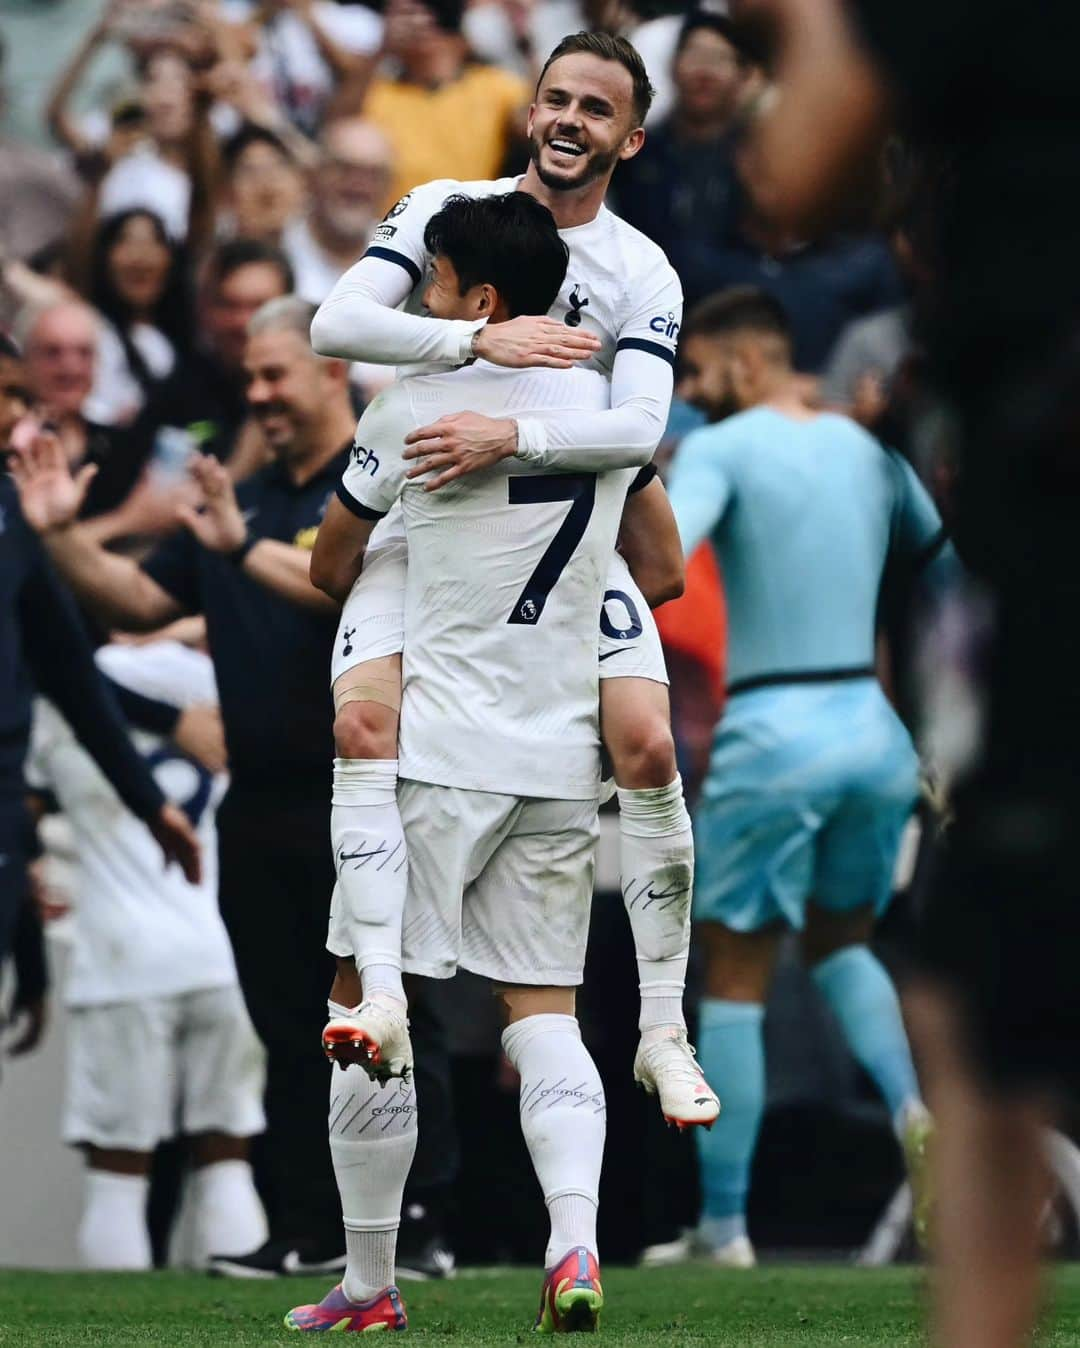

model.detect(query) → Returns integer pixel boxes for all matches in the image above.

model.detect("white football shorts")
[330,544,667,689]
[396,782,599,986]
[63,986,266,1151]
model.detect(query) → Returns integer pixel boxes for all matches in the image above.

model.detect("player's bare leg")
[323,656,412,1081]
[802,903,932,1242]
[600,676,719,1129]
[907,983,1048,1348]
[498,985,606,1333]
[694,921,781,1267]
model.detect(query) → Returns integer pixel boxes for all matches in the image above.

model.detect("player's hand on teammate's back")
[404,412,518,490]
[176,453,248,553]
[7,426,98,533]
[174,704,228,775]
[148,802,203,886]
[472,315,600,369]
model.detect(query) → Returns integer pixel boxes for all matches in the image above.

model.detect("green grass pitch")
[3,1265,1080,1346]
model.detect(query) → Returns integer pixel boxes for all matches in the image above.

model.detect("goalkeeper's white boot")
[710,1235,756,1269]
[633,1029,721,1130]
[323,1001,412,1083]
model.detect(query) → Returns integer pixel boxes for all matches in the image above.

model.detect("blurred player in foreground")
[669,287,948,1267]
[740,1,1080,1342]
[309,31,716,1131]
[291,191,660,1334]
[27,632,266,1271]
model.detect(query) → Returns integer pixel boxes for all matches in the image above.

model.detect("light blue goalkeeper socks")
[695,999,765,1247]
[811,944,920,1125]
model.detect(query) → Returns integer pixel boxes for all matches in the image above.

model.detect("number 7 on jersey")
[506,474,597,626]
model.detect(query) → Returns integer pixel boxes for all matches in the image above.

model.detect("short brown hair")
[537,32,655,128]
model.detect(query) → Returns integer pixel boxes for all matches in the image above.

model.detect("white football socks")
[616,777,694,1039]
[78,1169,152,1270]
[189,1159,268,1266]
[331,758,408,1004]
[501,1013,605,1267]
[329,1062,418,1302]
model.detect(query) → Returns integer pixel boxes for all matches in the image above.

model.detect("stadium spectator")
[217,0,384,139]
[614,12,753,291]
[283,117,392,304]
[26,636,268,1273]
[16,299,149,523]
[10,295,355,1278]
[353,0,530,213]
[219,123,306,246]
[80,209,193,428]
[44,3,217,245]
[0,35,81,272]
[110,238,295,539]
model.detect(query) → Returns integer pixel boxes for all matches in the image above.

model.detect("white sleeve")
[513,346,673,471]
[310,179,486,366]
[513,254,681,472]
[336,389,411,519]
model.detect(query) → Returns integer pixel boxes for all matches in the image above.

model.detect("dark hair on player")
[0,331,21,361]
[538,32,655,128]
[202,238,295,299]
[683,286,792,349]
[423,192,569,320]
[222,121,293,172]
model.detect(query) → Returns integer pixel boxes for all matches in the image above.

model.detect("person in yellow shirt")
[363,0,529,211]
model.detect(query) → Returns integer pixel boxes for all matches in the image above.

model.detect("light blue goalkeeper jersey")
[667,407,944,691]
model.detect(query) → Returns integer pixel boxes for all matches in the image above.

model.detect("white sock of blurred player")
[78,1169,152,1270]
[502,1013,605,1265]
[617,778,694,1040]
[328,1044,418,1301]
[331,759,408,1008]
[189,1159,267,1265]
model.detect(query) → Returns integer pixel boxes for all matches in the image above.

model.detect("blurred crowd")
[1,0,932,1272]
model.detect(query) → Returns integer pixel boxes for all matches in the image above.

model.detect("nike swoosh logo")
[598,647,634,661]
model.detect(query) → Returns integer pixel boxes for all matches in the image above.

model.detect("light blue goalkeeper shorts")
[693,678,919,932]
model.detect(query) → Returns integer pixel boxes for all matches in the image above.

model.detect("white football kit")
[26,642,265,1152]
[327,363,638,983]
[317,173,681,692]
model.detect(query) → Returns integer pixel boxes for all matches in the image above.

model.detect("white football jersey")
[370,174,683,379]
[359,174,682,554]
[339,362,632,800]
[25,642,236,1009]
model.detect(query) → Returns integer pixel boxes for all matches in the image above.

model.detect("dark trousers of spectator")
[0,806,29,967]
[216,786,341,1250]
[215,787,462,1251]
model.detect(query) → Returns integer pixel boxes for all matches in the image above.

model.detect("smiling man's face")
[528,52,642,194]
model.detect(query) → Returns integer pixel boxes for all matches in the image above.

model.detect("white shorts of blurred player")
[330,544,668,689]
[329,784,599,986]
[63,986,266,1151]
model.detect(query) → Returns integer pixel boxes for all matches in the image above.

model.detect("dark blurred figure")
[614,13,754,307]
[742,2,1080,1344]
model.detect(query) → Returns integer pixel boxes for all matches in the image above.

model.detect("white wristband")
[513,417,548,466]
